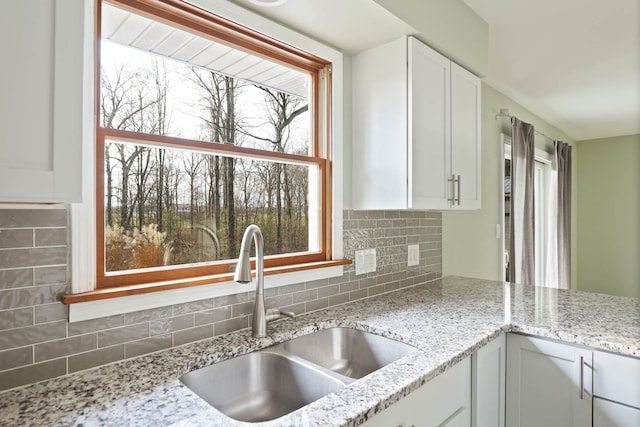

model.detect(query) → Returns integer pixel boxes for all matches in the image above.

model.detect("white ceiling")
[226,0,639,141]
[225,0,414,54]
[462,0,640,141]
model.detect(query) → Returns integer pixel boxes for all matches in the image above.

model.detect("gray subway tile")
[318,284,339,298]
[0,346,33,371]
[33,266,67,286]
[0,229,33,249]
[173,325,213,346]
[35,302,68,323]
[214,316,249,337]
[125,306,172,325]
[0,320,66,350]
[368,284,387,297]
[0,307,34,330]
[173,299,214,315]
[292,289,317,304]
[0,358,66,392]
[349,289,368,301]
[0,209,67,228]
[34,228,67,247]
[231,301,254,318]
[211,293,248,307]
[98,323,148,348]
[339,282,359,294]
[194,306,231,326]
[125,334,172,358]
[305,298,328,312]
[277,283,305,295]
[0,284,66,310]
[149,314,194,336]
[68,314,124,336]
[0,268,32,290]
[0,247,67,269]
[68,345,124,374]
[34,334,97,362]
[304,278,329,289]
[264,294,292,309]
[328,293,349,307]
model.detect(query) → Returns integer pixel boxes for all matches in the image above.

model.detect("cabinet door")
[506,334,592,427]
[450,63,481,210]
[363,357,471,427]
[593,350,640,409]
[408,37,451,210]
[0,0,85,203]
[593,397,640,427]
[472,334,505,427]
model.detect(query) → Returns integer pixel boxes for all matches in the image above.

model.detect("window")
[96,0,333,289]
[502,137,552,283]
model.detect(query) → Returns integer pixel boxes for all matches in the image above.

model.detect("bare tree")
[191,70,242,256]
[237,87,308,252]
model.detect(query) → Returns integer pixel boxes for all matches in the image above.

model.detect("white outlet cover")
[355,248,376,275]
[408,244,420,266]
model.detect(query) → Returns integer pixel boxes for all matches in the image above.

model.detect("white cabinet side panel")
[472,334,505,427]
[352,37,407,209]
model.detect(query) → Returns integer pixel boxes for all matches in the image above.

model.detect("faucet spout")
[234,224,267,338]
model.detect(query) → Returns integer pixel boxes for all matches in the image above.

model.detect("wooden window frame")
[95,0,333,290]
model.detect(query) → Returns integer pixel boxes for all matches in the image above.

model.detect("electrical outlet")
[355,248,376,275]
[408,244,420,266]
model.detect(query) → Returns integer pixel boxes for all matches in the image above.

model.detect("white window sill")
[68,264,344,322]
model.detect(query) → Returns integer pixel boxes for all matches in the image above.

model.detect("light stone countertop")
[1,276,639,426]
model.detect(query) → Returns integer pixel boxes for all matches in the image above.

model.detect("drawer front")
[594,398,640,427]
[593,351,640,409]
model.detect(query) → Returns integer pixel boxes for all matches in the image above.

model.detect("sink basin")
[279,327,418,379]
[179,351,344,423]
[180,327,417,422]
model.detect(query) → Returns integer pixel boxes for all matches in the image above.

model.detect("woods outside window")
[97,0,333,289]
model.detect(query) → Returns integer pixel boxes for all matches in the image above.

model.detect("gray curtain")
[509,118,536,285]
[545,140,572,289]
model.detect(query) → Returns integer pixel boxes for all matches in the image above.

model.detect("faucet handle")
[279,310,296,319]
[265,308,296,322]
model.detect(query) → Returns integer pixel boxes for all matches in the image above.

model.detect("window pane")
[104,140,317,274]
[101,3,312,155]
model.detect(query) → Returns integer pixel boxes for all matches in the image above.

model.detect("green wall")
[576,134,640,298]
[442,83,577,285]
[374,0,488,76]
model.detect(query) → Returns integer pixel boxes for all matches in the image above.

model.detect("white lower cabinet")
[362,357,471,427]
[472,334,506,427]
[361,334,639,427]
[592,350,640,427]
[594,398,640,427]
[506,334,593,427]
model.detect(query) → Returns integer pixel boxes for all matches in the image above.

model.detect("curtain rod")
[495,108,558,142]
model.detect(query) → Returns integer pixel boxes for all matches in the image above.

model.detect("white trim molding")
[69,264,343,322]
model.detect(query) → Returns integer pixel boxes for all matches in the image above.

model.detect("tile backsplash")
[0,207,441,391]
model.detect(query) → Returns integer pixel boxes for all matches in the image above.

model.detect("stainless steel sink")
[179,351,344,423]
[179,327,417,422]
[278,327,418,379]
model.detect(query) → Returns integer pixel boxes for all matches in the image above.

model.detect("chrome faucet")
[234,224,295,338]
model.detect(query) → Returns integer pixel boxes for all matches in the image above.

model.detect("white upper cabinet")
[352,36,481,210]
[0,0,87,203]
